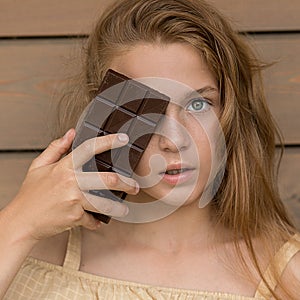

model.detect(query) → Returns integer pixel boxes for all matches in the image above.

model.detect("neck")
[105,194,219,253]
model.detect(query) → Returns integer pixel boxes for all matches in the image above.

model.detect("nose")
[156,103,191,152]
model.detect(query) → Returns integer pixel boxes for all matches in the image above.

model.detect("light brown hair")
[54,0,299,298]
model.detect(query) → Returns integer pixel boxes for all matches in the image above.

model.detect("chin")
[141,184,204,208]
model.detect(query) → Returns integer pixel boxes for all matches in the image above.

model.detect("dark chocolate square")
[103,107,135,134]
[118,81,146,113]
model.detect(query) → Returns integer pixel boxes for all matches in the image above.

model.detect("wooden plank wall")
[0,0,299,228]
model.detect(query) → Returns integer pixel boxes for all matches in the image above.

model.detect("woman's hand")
[2,128,138,242]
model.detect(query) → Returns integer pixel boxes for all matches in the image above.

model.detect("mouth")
[159,164,196,185]
[162,168,193,175]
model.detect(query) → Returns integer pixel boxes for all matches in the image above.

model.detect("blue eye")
[186,98,211,112]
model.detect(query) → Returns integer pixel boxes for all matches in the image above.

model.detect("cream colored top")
[4,227,300,300]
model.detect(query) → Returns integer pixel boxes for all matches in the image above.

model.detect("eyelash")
[185,98,212,113]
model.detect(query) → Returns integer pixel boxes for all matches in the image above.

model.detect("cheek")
[134,140,157,176]
[134,153,149,177]
[193,132,212,180]
[187,119,219,181]
[193,120,225,192]
[188,118,211,150]
[197,132,212,161]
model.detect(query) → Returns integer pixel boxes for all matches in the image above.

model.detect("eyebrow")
[195,86,219,95]
[184,86,219,100]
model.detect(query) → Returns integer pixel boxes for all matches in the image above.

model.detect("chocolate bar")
[72,69,170,223]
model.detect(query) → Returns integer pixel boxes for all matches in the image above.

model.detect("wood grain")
[254,34,300,145]
[0,35,299,149]
[0,153,38,207]
[0,0,115,37]
[0,0,299,37]
[0,39,82,149]
[0,149,299,229]
[210,0,300,32]
[278,148,300,229]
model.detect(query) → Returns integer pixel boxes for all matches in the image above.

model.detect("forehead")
[109,42,218,95]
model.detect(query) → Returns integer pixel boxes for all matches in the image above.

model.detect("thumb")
[29,129,76,171]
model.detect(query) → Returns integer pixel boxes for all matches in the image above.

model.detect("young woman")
[1,0,299,299]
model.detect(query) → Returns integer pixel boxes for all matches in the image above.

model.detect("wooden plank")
[0,0,115,37]
[0,149,299,230]
[0,0,300,37]
[0,153,38,208]
[0,35,299,149]
[0,39,79,149]
[254,34,300,145]
[210,0,300,32]
[278,148,300,230]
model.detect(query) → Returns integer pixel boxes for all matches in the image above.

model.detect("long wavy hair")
[53,0,299,298]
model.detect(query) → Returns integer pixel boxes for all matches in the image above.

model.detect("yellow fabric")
[254,233,300,298]
[4,227,299,300]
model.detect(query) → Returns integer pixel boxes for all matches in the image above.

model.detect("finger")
[77,211,101,230]
[29,129,76,171]
[66,133,129,169]
[75,171,139,195]
[81,191,129,217]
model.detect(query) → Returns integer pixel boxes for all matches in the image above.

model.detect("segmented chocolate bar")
[72,69,170,223]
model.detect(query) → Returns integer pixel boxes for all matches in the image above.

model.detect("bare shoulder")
[28,230,69,266]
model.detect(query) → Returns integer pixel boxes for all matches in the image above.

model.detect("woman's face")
[109,42,221,208]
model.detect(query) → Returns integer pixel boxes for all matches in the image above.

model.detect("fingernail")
[124,206,129,215]
[135,182,140,194]
[118,133,129,142]
[62,129,71,141]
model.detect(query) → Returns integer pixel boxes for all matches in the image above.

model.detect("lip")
[159,163,194,173]
[159,163,196,185]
